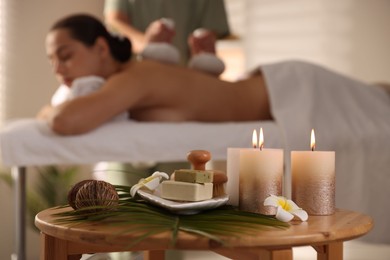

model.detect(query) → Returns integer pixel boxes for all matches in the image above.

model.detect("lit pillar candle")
[226,147,251,206]
[239,128,283,215]
[291,129,335,215]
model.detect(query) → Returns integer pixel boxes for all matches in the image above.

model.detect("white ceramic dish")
[137,189,229,215]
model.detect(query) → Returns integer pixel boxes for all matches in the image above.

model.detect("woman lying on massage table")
[38,14,271,135]
[38,14,389,136]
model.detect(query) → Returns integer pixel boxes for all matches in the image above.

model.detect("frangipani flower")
[130,171,169,197]
[264,194,308,222]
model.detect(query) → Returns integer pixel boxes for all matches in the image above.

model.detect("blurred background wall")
[0,0,389,259]
[0,1,104,259]
[221,0,390,83]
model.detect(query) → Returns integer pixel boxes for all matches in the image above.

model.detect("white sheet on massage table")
[0,119,283,166]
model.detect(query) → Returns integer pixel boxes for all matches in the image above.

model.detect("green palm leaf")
[53,185,288,248]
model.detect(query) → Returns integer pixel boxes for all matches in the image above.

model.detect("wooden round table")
[35,207,373,260]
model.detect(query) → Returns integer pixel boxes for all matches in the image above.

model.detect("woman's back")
[117,60,269,122]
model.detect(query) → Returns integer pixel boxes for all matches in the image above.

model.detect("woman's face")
[46,28,103,87]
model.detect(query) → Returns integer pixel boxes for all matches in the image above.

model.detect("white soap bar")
[161,181,213,202]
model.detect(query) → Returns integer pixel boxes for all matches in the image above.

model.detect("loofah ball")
[67,180,119,212]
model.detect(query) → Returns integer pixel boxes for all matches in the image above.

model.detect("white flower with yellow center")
[264,194,308,222]
[130,171,169,197]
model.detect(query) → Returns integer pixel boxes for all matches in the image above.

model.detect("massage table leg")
[11,166,26,260]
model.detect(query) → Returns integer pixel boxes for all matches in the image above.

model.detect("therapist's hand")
[145,20,175,43]
[188,29,216,56]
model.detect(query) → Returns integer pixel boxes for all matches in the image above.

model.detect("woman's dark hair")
[51,14,132,63]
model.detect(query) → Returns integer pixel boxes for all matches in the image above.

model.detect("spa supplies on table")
[212,171,228,197]
[161,181,213,202]
[173,169,213,183]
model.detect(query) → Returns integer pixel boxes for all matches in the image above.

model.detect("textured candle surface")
[226,148,250,206]
[291,151,335,215]
[239,148,283,215]
[161,181,213,201]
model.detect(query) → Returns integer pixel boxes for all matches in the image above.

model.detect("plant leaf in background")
[27,166,79,230]
[0,166,79,231]
[35,166,78,206]
[0,171,13,187]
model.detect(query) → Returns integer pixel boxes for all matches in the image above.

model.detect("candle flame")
[252,129,257,148]
[311,129,316,151]
[259,128,264,150]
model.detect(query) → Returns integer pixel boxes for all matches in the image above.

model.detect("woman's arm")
[36,104,55,120]
[40,61,272,135]
[45,72,144,135]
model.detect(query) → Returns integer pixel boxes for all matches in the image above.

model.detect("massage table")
[1,60,390,259]
[0,119,282,260]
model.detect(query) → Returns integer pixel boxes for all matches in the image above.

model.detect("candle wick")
[260,144,263,151]
[311,146,315,152]
[253,144,257,149]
